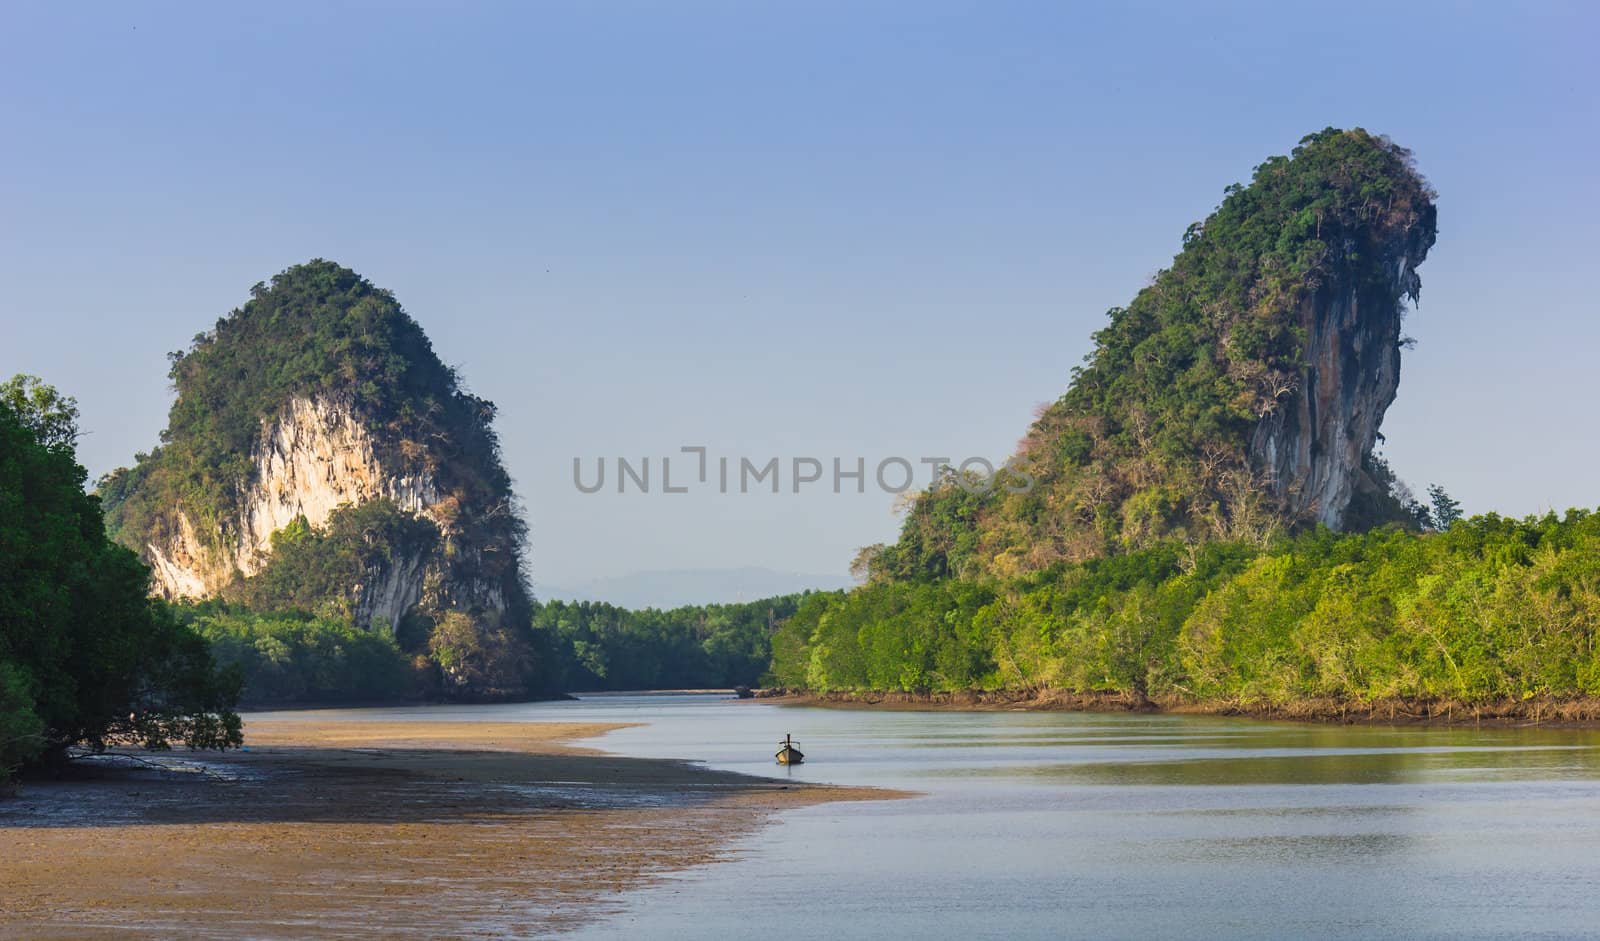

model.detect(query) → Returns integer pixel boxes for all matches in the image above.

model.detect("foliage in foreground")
[0,380,240,782]
[772,512,1600,707]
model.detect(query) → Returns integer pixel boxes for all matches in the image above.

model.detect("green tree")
[177,603,414,706]
[1427,485,1463,531]
[0,384,240,781]
[429,611,532,697]
[0,663,43,782]
[1,374,80,451]
[773,508,1600,711]
[533,594,812,691]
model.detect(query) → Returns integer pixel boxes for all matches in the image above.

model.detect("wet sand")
[0,718,897,939]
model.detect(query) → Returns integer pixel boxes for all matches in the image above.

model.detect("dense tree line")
[0,378,240,783]
[772,512,1600,708]
[535,595,809,691]
[165,592,808,706]
[784,129,1575,713]
[174,603,416,706]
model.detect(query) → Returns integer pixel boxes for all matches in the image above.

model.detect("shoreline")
[758,688,1600,728]
[0,716,899,939]
[227,689,741,712]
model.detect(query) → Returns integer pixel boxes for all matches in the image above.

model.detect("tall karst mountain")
[875,128,1438,581]
[99,261,536,697]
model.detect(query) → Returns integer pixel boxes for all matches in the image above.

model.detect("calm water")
[255,696,1600,939]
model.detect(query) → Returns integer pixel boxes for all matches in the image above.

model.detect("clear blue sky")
[2,2,1596,588]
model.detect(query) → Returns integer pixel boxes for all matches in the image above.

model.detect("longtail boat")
[775,733,804,765]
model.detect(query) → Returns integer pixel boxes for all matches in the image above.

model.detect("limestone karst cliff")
[871,128,1438,582]
[99,261,535,697]
[1250,217,1432,531]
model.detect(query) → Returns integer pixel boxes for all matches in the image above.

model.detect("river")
[255,695,1600,939]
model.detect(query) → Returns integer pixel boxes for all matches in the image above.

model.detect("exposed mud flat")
[0,719,895,939]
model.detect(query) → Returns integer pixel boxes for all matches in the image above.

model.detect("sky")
[2,1,1597,590]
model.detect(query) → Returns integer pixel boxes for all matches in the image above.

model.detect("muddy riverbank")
[0,717,894,939]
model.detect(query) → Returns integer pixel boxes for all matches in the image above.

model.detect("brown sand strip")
[0,719,902,939]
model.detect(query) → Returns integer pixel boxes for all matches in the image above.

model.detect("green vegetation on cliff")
[769,130,1600,712]
[0,378,240,781]
[96,262,538,701]
[223,500,440,620]
[871,128,1437,583]
[71,252,804,704]
[99,261,518,560]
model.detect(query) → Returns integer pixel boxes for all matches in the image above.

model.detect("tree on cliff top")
[872,128,1438,583]
[1,374,81,451]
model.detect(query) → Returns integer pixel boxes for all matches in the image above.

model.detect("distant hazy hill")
[536,567,854,610]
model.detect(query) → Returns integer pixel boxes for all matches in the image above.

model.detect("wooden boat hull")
[776,746,804,765]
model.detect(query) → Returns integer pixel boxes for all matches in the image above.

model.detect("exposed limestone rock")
[140,394,503,634]
[99,261,534,698]
[237,396,438,575]
[872,128,1438,582]
[349,540,431,632]
[1250,236,1431,529]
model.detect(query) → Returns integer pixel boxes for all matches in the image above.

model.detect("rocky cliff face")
[100,260,535,697]
[1251,232,1431,529]
[142,394,454,630]
[870,128,1438,583]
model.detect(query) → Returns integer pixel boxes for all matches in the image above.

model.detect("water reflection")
[254,698,1600,939]
[955,744,1600,786]
[557,698,1600,940]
